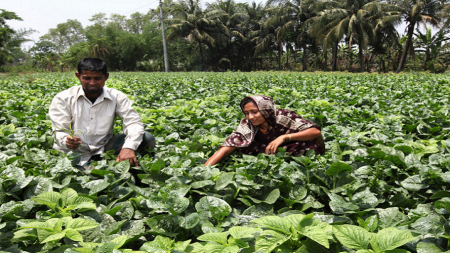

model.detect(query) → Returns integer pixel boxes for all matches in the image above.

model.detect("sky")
[2,0,430,50]
[2,0,190,49]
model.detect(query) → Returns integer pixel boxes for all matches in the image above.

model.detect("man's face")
[75,70,109,98]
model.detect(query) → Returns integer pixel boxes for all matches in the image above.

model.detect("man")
[49,58,154,167]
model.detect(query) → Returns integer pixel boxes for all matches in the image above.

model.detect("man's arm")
[49,96,78,151]
[115,93,144,166]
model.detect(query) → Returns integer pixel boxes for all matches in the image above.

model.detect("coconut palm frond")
[254,33,274,56]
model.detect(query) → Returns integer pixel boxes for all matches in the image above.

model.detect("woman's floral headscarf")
[240,95,277,126]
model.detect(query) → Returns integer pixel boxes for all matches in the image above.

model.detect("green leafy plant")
[32,188,96,217]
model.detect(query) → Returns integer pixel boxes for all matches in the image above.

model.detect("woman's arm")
[289,127,322,141]
[265,127,322,155]
[204,146,237,166]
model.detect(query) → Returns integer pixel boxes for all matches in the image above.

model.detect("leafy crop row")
[1,72,450,253]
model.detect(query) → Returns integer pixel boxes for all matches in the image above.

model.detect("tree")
[167,0,228,70]
[127,12,153,34]
[40,19,85,53]
[228,1,264,70]
[0,9,22,47]
[3,28,34,66]
[0,9,25,66]
[414,26,450,71]
[254,5,286,70]
[311,0,384,72]
[388,0,441,73]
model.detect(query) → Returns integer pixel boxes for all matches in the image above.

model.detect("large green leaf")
[67,196,94,206]
[325,162,352,176]
[411,217,445,236]
[140,236,174,253]
[64,229,83,242]
[19,221,54,231]
[60,188,78,206]
[178,213,200,230]
[328,193,359,213]
[214,172,235,191]
[203,244,240,253]
[32,192,61,210]
[255,230,291,253]
[416,242,446,253]
[400,175,427,191]
[252,216,292,235]
[195,196,232,217]
[229,226,262,239]
[435,197,450,211]
[41,231,66,243]
[65,218,99,231]
[297,214,330,248]
[333,225,371,250]
[370,227,417,252]
[146,215,182,237]
[197,232,229,245]
[110,235,128,249]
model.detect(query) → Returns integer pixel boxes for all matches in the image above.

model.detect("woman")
[205,95,325,166]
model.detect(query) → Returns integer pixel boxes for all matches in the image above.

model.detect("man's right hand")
[66,136,82,149]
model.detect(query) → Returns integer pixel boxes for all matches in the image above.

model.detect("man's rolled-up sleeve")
[49,96,71,151]
[116,94,144,150]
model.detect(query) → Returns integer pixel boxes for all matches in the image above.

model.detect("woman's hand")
[265,135,287,155]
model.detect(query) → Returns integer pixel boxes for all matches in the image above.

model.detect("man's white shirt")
[49,85,144,165]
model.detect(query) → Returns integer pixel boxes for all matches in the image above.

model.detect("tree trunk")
[359,41,364,72]
[198,40,205,71]
[378,56,382,74]
[332,42,338,71]
[278,41,282,70]
[348,41,352,71]
[302,45,307,71]
[396,22,416,73]
[323,48,328,70]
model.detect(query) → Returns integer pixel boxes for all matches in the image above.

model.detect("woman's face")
[243,102,266,126]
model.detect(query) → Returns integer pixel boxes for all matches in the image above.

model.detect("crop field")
[1,72,450,253]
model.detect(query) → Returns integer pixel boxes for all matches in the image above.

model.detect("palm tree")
[264,0,318,71]
[207,0,249,69]
[88,37,110,59]
[414,26,450,71]
[310,0,383,72]
[230,1,264,70]
[370,19,401,73]
[167,0,228,70]
[388,0,441,73]
[254,6,285,70]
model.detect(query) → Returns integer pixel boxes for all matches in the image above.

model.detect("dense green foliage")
[1,72,450,252]
[3,0,450,72]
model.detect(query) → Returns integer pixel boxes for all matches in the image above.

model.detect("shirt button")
[91,118,93,120]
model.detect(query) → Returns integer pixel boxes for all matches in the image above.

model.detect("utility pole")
[160,0,169,72]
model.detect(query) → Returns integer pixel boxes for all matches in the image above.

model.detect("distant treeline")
[1,0,450,73]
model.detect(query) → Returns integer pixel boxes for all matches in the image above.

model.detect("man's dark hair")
[78,58,107,75]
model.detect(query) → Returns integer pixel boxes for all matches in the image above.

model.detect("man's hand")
[116,148,139,167]
[265,135,287,155]
[66,136,82,149]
